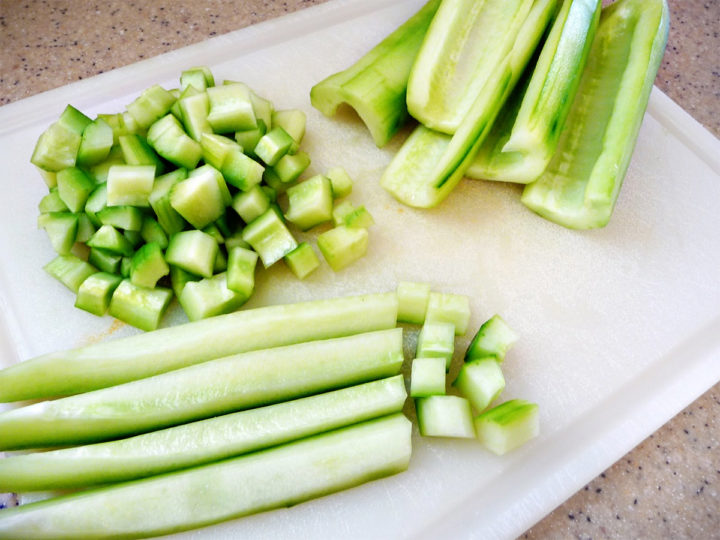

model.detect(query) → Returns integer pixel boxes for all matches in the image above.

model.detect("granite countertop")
[1,0,719,538]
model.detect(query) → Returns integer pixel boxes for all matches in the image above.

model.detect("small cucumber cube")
[326,167,353,199]
[200,133,241,170]
[262,167,296,195]
[284,242,320,280]
[149,168,188,235]
[88,248,122,274]
[147,114,202,169]
[109,279,173,331]
[231,185,270,224]
[38,189,69,213]
[272,151,310,184]
[261,185,277,203]
[180,66,215,91]
[170,165,230,229]
[36,166,57,189]
[44,254,97,293]
[225,229,251,250]
[126,85,176,129]
[397,281,431,324]
[74,272,123,316]
[179,92,212,141]
[317,225,368,271]
[76,118,113,167]
[207,83,257,133]
[213,248,228,273]
[426,292,471,336]
[179,272,249,321]
[285,175,333,231]
[31,122,81,172]
[226,246,258,296]
[118,134,164,173]
[57,105,93,135]
[97,113,129,145]
[222,148,264,191]
[466,315,519,362]
[56,167,95,213]
[106,165,155,207]
[84,183,108,226]
[124,229,143,248]
[169,265,201,297]
[453,357,505,413]
[37,212,78,255]
[89,145,125,183]
[120,256,132,278]
[271,109,306,144]
[140,217,169,249]
[86,225,135,256]
[130,242,170,288]
[202,223,225,245]
[170,84,200,119]
[165,230,218,278]
[416,321,455,370]
[332,201,374,228]
[474,399,539,455]
[410,357,446,397]
[241,209,297,268]
[254,127,294,166]
[97,205,144,232]
[235,122,267,158]
[416,395,475,439]
[249,89,274,130]
[75,213,97,243]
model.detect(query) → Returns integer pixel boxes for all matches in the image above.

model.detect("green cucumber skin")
[310,0,441,147]
[521,0,670,229]
[0,329,404,449]
[0,292,399,402]
[0,414,412,540]
[0,375,407,491]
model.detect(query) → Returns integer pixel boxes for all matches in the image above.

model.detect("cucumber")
[317,225,368,271]
[169,165,231,229]
[178,272,248,321]
[231,184,270,223]
[425,292,470,336]
[254,126,294,167]
[415,321,455,370]
[207,83,257,133]
[0,376,406,491]
[43,254,97,293]
[284,175,334,231]
[521,0,670,229]
[74,272,123,317]
[37,212,78,255]
[416,395,475,438]
[165,229,218,278]
[410,357,446,398]
[76,118,113,167]
[129,242,169,288]
[396,281,431,324]
[0,414,411,540]
[56,167,95,213]
[0,329,404,448]
[326,166,353,198]
[226,246,258,296]
[465,314,518,362]
[272,151,310,183]
[106,165,155,208]
[0,292,399,401]
[452,356,505,412]
[474,399,539,454]
[310,0,441,147]
[284,242,320,279]
[241,208,297,267]
[108,279,173,332]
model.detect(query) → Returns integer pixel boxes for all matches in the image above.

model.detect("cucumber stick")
[0,375,406,491]
[310,0,441,147]
[381,0,556,208]
[0,414,412,540]
[467,0,602,183]
[0,329,403,449]
[521,0,669,229]
[0,292,398,402]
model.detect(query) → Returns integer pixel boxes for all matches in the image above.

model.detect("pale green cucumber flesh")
[396,280,431,324]
[416,395,475,438]
[474,399,539,454]
[410,357,446,397]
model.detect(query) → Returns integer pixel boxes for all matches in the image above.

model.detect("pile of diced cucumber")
[32,66,374,331]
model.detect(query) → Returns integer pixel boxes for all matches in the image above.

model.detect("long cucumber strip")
[0,329,403,449]
[0,375,406,491]
[467,0,601,183]
[310,0,441,147]
[0,414,412,540]
[0,292,398,402]
[381,0,556,208]
[407,0,534,134]
[521,0,669,229]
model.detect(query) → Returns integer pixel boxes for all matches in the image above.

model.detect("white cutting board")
[1,0,719,538]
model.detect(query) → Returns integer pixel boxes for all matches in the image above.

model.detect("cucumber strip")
[425,292,470,336]
[407,0,535,134]
[326,166,353,198]
[416,395,475,438]
[0,329,403,448]
[106,165,155,208]
[410,357,446,397]
[284,242,320,279]
[37,212,78,255]
[242,209,298,267]
[0,414,411,540]
[284,175,334,231]
[521,0,670,229]
[74,272,123,317]
[310,0,441,147]
[380,0,556,208]
[474,399,539,454]
[0,292,398,401]
[179,272,249,321]
[43,254,97,293]
[0,376,406,492]
[416,321,455,370]
[226,246,258,296]
[468,0,602,183]
[465,314,518,362]
[452,356,505,412]
[317,225,368,271]
[396,281,431,325]
[108,279,173,332]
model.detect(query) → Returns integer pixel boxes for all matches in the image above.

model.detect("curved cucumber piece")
[0,292,398,402]
[521,0,669,229]
[407,0,534,134]
[310,0,441,147]
[0,414,412,540]
[468,0,602,183]
[0,329,404,449]
[0,376,406,491]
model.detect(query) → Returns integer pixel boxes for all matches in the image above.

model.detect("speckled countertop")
[1,0,719,538]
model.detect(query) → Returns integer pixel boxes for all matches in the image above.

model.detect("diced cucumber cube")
[57,105,93,135]
[326,166,353,198]
[410,357,446,397]
[124,228,143,248]
[202,223,225,245]
[56,167,95,213]
[453,357,505,413]
[262,166,296,195]
[273,151,310,184]
[271,109,306,144]
[147,114,202,170]
[416,321,455,370]
[149,168,188,235]
[222,148,264,191]
[285,175,333,231]
[36,166,57,189]
[179,92,212,142]
[118,134,164,173]
[109,279,173,331]
[284,242,320,280]
[97,113,130,144]
[88,248,122,274]
[37,212,78,255]
[89,145,125,183]
[74,272,123,316]
[254,126,294,166]
[170,84,200,119]
[170,165,230,229]
[38,189,69,213]
[397,281,431,324]
[200,133,241,170]
[179,272,249,321]
[241,209,297,268]
[75,213,97,243]
[231,185,270,224]
[225,229,250,250]
[86,225,135,256]
[120,256,132,278]
[165,230,218,278]
[317,225,368,271]
[261,185,277,203]
[416,395,475,439]
[126,85,176,129]
[106,165,155,208]
[140,217,169,249]
[180,66,214,91]
[169,264,201,297]
[207,83,257,133]
[235,122,266,158]
[130,242,170,288]
[84,183,108,227]
[332,201,374,228]
[44,254,97,293]
[97,206,144,232]
[426,292,471,336]
[474,399,539,455]
[213,248,228,273]
[226,246,258,297]
[76,118,113,167]
[31,122,81,172]
[466,315,518,362]
[249,89,273,130]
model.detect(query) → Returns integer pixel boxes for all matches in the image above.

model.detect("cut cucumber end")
[474,399,539,455]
